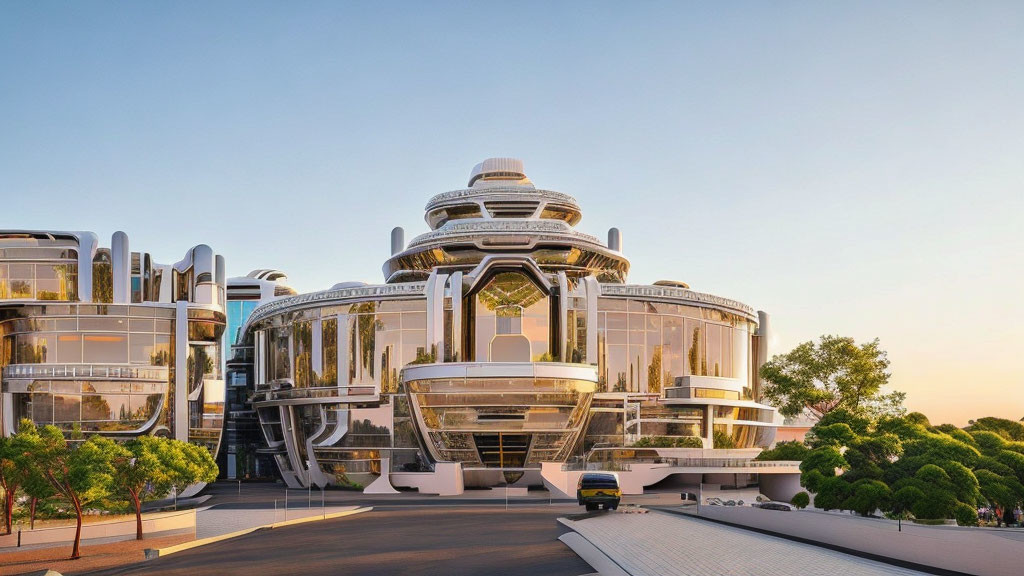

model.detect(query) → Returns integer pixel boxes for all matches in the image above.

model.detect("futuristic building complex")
[0,231,227,457]
[239,159,796,495]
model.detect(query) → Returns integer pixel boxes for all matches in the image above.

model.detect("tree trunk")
[3,490,12,535]
[70,495,83,560]
[30,497,36,530]
[132,492,142,540]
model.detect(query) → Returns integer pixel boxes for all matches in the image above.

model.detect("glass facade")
[595,298,753,395]
[0,232,226,463]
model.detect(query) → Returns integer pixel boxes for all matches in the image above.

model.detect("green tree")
[759,335,903,419]
[844,479,892,516]
[0,432,29,534]
[110,436,219,540]
[966,417,1024,441]
[796,411,1018,523]
[14,420,53,530]
[756,441,810,461]
[28,426,116,560]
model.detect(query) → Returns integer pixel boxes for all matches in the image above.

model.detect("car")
[577,472,621,511]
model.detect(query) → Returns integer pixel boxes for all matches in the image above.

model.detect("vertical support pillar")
[76,232,98,302]
[583,276,600,365]
[557,272,569,362]
[2,394,14,436]
[704,406,714,449]
[450,272,462,362]
[215,255,226,307]
[756,311,771,401]
[338,314,350,391]
[111,231,130,304]
[255,330,266,386]
[174,301,189,442]
[425,271,448,362]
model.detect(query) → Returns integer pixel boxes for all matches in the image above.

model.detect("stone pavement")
[560,510,929,576]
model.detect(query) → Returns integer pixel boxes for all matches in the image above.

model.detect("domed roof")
[384,158,629,284]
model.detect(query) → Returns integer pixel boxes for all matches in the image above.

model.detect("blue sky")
[2,1,1022,424]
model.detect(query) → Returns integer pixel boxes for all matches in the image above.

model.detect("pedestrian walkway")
[195,504,359,539]
[560,510,929,576]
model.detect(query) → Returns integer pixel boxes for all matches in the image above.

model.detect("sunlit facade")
[240,159,794,493]
[0,231,227,458]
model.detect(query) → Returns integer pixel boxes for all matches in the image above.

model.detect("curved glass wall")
[1,304,174,436]
[596,297,753,395]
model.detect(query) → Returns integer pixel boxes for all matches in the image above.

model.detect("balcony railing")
[658,457,801,469]
[1,363,170,382]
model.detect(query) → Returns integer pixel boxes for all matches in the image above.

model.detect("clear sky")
[2,2,1021,425]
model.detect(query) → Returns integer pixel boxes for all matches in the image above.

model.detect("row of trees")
[793,411,1024,525]
[0,421,217,559]
[757,334,1023,525]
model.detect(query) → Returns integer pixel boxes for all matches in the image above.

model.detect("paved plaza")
[561,510,931,576]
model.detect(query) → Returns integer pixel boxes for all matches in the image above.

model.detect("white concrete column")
[2,394,14,436]
[157,265,173,302]
[390,227,405,255]
[425,271,447,361]
[76,232,98,302]
[557,272,569,362]
[756,310,771,401]
[191,245,216,305]
[174,301,189,442]
[111,231,130,304]
[450,272,462,362]
[583,276,600,365]
[338,314,350,390]
[215,255,226,307]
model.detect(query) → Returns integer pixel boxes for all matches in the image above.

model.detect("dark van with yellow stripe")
[576,472,621,511]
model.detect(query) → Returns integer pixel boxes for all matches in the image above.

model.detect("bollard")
[321,486,326,519]
[17,528,21,548]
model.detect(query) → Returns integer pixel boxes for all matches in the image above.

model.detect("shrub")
[910,488,957,520]
[674,436,704,448]
[791,491,810,509]
[953,503,978,527]
[813,476,851,511]
[966,417,1024,441]
[971,430,1008,454]
[756,441,809,461]
[996,450,1024,479]
[844,479,892,516]
[713,430,736,449]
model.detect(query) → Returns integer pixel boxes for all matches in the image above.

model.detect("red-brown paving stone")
[0,533,192,576]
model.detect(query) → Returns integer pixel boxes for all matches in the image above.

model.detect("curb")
[556,517,631,576]
[144,507,372,559]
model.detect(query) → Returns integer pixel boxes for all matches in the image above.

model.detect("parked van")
[576,472,621,511]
